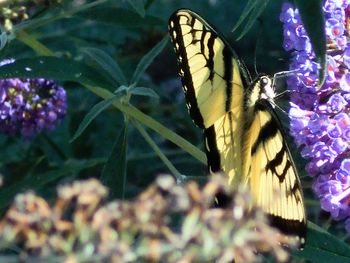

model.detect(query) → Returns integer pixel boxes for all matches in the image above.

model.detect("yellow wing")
[168,9,306,246]
[168,9,247,182]
[204,112,243,183]
[243,100,306,245]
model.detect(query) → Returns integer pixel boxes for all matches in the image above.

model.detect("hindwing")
[244,101,306,244]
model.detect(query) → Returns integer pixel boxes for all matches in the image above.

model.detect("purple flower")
[0,60,67,138]
[340,72,350,91]
[326,93,347,113]
[281,1,350,232]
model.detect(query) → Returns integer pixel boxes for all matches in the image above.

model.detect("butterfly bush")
[0,175,293,262]
[280,0,350,230]
[0,59,67,138]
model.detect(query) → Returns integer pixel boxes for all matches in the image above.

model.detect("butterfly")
[168,9,306,246]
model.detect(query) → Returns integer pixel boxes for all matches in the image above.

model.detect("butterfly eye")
[260,77,269,86]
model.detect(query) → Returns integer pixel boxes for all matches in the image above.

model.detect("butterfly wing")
[243,100,306,245]
[204,112,244,184]
[168,9,249,182]
[169,9,306,245]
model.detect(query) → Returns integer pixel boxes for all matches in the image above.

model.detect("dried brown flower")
[0,174,296,262]
[0,0,62,31]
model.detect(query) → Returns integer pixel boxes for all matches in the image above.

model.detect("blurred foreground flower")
[0,0,62,32]
[281,1,350,230]
[0,59,67,138]
[0,175,295,262]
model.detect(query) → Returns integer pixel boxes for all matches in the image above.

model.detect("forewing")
[243,101,306,246]
[168,9,245,129]
[168,9,248,182]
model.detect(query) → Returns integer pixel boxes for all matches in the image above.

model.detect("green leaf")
[114,85,128,94]
[0,57,112,88]
[129,87,159,98]
[100,121,128,199]
[81,47,128,86]
[127,0,145,17]
[234,0,270,40]
[70,95,119,142]
[131,35,168,84]
[295,0,326,86]
[78,7,163,27]
[232,0,256,33]
[14,0,107,32]
[145,0,156,9]
[114,86,159,99]
[293,222,350,262]
[0,159,104,212]
[40,133,68,163]
[0,32,9,50]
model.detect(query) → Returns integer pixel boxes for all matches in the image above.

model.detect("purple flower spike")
[281,1,350,232]
[0,61,67,138]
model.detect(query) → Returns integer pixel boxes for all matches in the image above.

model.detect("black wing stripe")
[207,33,216,81]
[269,215,306,239]
[223,46,233,112]
[265,144,291,183]
[190,12,196,27]
[251,118,278,155]
[200,26,206,55]
[291,181,303,202]
[204,126,221,173]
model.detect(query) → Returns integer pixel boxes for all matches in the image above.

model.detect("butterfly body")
[168,9,306,246]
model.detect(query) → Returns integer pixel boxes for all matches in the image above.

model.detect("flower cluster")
[0,60,67,138]
[280,0,350,229]
[0,175,294,262]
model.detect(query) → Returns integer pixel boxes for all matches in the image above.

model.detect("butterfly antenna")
[270,100,289,116]
[275,89,292,100]
[273,87,308,121]
[253,18,263,76]
[272,68,300,98]
[272,69,299,86]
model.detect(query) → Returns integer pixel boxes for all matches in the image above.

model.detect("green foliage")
[294,222,350,262]
[81,47,127,85]
[0,0,347,262]
[232,0,270,40]
[70,95,120,142]
[101,121,128,200]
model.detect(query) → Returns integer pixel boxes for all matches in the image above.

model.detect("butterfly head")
[259,76,275,105]
[247,75,276,110]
